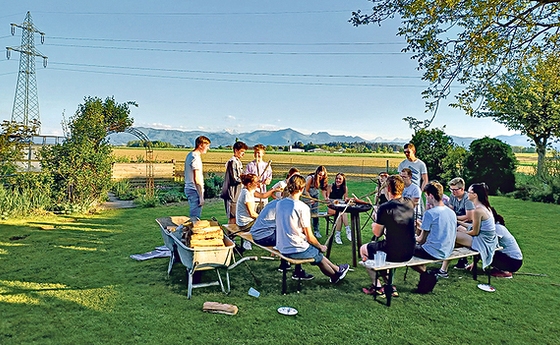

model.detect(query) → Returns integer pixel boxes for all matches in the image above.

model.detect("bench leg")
[384,269,395,307]
[473,255,479,281]
[282,259,288,295]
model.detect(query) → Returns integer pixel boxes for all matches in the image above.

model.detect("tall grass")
[0,186,52,219]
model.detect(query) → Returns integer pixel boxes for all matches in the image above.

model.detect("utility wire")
[49,36,403,46]
[48,61,420,79]
[48,43,409,55]
[35,9,355,16]
[47,66,426,88]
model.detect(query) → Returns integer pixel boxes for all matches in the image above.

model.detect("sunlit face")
[254,150,265,162]
[317,171,326,180]
[449,185,464,196]
[399,172,410,182]
[200,143,210,154]
[235,149,246,159]
[335,174,344,186]
[404,148,415,160]
[467,187,476,201]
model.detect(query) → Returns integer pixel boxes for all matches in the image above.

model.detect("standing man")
[360,175,416,297]
[447,177,475,269]
[221,141,249,224]
[244,144,272,212]
[398,143,428,191]
[411,182,457,292]
[184,136,211,220]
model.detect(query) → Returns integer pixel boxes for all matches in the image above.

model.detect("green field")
[1,180,559,344]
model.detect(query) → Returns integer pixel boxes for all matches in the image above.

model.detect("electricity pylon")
[6,11,48,131]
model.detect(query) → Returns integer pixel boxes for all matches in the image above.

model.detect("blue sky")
[0,1,515,141]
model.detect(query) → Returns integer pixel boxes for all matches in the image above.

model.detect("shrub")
[464,137,517,194]
[204,172,224,199]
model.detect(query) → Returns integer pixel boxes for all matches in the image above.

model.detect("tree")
[410,127,454,183]
[470,54,560,177]
[0,120,38,176]
[464,137,517,195]
[350,1,560,119]
[40,97,135,203]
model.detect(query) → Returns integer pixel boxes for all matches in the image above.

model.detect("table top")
[328,202,372,213]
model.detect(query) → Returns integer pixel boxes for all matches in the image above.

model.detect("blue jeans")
[284,245,323,265]
[185,187,202,220]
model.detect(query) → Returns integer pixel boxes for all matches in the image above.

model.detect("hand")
[199,196,205,207]
[319,244,327,253]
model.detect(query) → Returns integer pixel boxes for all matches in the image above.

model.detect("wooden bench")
[361,246,503,307]
[222,223,314,294]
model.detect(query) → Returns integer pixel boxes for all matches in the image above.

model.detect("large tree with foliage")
[470,54,560,177]
[350,0,560,118]
[410,127,454,183]
[40,97,134,203]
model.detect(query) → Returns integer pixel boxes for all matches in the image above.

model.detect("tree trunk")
[535,141,547,178]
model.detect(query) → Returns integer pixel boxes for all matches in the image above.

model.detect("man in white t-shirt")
[398,143,428,190]
[400,168,421,217]
[276,175,350,284]
[184,136,210,220]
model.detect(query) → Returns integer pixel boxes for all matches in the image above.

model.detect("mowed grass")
[1,180,559,344]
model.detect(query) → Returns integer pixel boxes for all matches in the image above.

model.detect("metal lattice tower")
[6,11,48,131]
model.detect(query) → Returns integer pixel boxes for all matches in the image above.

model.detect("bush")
[464,137,517,194]
[204,172,224,199]
[511,152,560,204]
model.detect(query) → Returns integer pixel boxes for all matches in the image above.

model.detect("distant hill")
[108,126,542,149]
[108,127,370,147]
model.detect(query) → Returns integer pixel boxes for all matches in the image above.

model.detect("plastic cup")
[378,251,387,266]
[248,287,260,298]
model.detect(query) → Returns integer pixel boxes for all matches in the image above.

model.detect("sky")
[0,1,517,142]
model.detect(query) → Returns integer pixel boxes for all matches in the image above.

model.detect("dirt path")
[100,192,137,209]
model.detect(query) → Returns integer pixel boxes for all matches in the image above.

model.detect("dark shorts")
[492,251,523,273]
[284,246,323,265]
[225,200,237,219]
[367,241,387,259]
[413,244,438,260]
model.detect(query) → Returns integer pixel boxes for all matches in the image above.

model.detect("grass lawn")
[1,181,559,344]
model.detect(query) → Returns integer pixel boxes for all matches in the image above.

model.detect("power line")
[48,43,408,55]
[49,36,404,46]
[47,66,427,88]
[48,61,420,79]
[35,9,355,16]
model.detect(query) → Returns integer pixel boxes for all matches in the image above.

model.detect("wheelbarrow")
[155,216,255,299]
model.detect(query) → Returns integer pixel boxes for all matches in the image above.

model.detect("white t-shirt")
[420,205,457,259]
[236,188,255,227]
[495,224,523,260]
[271,179,287,199]
[184,151,203,191]
[403,183,421,200]
[275,197,311,254]
[398,158,427,188]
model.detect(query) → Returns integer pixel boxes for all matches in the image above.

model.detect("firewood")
[202,301,238,315]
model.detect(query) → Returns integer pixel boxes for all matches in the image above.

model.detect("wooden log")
[202,302,238,315]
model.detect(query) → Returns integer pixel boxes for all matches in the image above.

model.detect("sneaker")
[292,270,315,280]
[429,269,449,278]
[454,257,469,270]
[243,241,252,250]
[277,262,291,272]
[373,286,399,298]
[314,231,322,238]
[334,232,342,245]
[362,284,381,295]
[345,226,352,241]
[491,270,513,278]
[331,264,350,284]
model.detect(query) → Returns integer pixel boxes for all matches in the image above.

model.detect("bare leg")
[441,260,451,272]
[412,264,426,273]
[228,218,236,224]
[317,257,339,278]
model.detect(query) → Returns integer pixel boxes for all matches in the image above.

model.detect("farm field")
[112,147,540,179]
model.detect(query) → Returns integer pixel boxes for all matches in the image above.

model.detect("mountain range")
[107,126,537,148]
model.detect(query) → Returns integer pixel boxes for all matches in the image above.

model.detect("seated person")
[360,175,416,297]
[400,168,422,225]
[412,182,457,290]
[303,166,329,238]
[250,198,313,280]
[276,174,350,284]
[327,172,352,244]
[447,177,476,269]
[467,209,523,278]
[236,174,280,250]
[271,167,300,199]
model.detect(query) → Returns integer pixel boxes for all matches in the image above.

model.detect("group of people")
[360,143,523,296]
[183,137,523,293]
